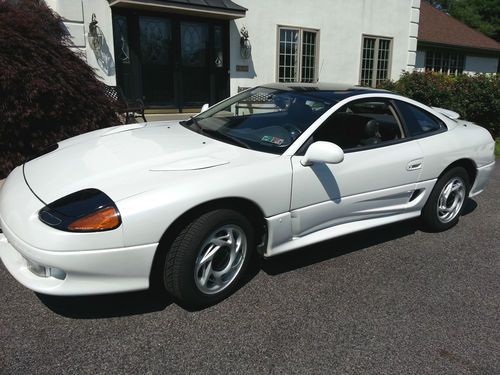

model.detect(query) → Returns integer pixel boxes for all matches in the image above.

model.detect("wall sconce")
[240,27,251,59]
[87,13,103,52]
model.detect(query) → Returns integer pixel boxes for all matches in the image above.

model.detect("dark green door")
[180,21,210,107]
[139,16,175,106]
[113,11,229,111]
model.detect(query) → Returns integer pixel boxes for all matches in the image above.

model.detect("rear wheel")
[163,209,254,307]
[421,167,470,232]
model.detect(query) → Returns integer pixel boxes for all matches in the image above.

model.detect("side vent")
[409,189,423,202]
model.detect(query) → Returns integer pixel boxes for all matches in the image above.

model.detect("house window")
[360,36,392,87]
[278,27,319,83]
[425,49,464,75]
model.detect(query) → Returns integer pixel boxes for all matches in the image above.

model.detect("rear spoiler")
[431,107,461,120]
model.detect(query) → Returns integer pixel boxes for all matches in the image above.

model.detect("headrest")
[364,120,380,137]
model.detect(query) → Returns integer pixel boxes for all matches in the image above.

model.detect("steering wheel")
[284,124,303,141]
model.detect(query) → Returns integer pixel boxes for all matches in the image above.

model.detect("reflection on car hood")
[23,121,270,203]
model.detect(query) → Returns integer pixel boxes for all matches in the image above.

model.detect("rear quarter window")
[396,100,446,137]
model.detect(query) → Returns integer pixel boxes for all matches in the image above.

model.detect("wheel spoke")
[442,183,453,200]
[451,182,462,193]
[212,272,223,286]
[199,244,220,267]
[199,262,212,287]
[211,238,229,247]
[227,229,236,249]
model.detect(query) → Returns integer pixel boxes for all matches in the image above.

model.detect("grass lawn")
[496,138,500,157]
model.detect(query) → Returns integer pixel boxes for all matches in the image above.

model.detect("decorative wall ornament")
[240,26,251,59]
[87,14,103,52]
[88,13,114,77]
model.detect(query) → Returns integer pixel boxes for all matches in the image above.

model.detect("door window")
[181,21,210,105]
[140,17,172,64]
[139,17,174,106]
[113,15,130,64]
[181,22,208,67]
[309,99,404,151]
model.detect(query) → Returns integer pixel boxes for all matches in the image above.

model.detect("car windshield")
[180,86,338,154]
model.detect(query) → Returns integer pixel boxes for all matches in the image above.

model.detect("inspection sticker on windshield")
[261,135,284,145]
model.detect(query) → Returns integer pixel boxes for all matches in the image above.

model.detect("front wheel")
[163,209,255,307]
[421,167,470,232]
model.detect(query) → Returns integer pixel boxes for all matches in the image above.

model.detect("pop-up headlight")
[38,189,121,232]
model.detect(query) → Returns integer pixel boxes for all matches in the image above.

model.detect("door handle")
[407,159,423,171]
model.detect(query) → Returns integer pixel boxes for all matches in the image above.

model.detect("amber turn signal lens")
[67,207,120,232]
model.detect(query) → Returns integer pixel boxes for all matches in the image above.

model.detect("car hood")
[23,121,272,204]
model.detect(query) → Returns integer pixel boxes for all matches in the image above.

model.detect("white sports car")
[0,84,495,307]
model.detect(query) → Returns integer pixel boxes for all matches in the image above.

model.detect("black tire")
[163,209,255,307]
[421,167,470,232]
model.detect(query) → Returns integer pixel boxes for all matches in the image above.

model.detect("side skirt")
[264,211,420,257]
[264,179,436,258]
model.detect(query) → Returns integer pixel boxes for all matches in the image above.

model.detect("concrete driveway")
[0,167,498,374]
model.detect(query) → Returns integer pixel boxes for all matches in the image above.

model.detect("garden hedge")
[378,72,499,137]
[0,0,119,179]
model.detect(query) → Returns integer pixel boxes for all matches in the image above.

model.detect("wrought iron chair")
[104,85,147,124]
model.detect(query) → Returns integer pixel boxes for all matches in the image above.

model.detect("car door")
[289,98,424,238]
[392,99,449,184]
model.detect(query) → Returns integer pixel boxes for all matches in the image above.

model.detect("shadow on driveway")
[37,289,173,319]
[262,218,419,276]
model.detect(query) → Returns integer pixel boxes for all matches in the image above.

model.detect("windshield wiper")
[181,116,250,149]
[180,116,203,132]
[201,128,251,149]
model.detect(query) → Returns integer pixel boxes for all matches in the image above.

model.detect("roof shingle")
[418,2,500,52]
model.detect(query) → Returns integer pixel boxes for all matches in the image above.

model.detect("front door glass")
[139,17,174,106]
[181,22,210,106]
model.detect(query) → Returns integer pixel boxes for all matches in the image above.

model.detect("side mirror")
[301,141,344,166]
[200,103,210,113]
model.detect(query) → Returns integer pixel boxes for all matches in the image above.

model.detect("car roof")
[258,82,392,102]
[261,82,390,94]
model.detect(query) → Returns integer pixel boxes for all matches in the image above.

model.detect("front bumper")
[0,167,158,296]
[0,218,158,295]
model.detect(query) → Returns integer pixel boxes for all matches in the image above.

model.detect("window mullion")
[297,29,303,83]
[372,38,380,87]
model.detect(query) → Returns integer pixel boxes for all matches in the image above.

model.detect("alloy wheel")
[194,224,247,295]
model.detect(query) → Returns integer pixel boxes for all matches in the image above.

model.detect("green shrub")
[0,0,119,179]
[378,72,499,136]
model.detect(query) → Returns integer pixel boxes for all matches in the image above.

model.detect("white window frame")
[276,25,320,83]
[359,35,393,87]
